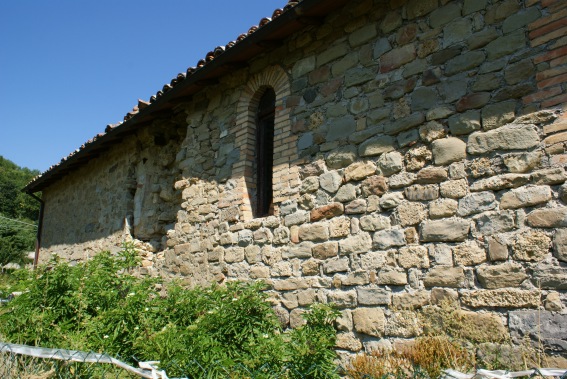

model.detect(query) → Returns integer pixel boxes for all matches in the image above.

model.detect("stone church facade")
[25,0,567,358]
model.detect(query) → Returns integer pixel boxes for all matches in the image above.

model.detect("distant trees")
[0,156,40,266]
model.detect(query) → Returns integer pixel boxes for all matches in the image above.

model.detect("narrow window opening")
[255,88,275,218]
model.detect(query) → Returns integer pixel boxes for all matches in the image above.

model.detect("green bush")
[0,245,340,378]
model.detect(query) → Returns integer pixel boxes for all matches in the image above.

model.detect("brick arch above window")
[230,65,300,221]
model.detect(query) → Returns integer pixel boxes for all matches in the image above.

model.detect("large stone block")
[361,175,388,197]
[310,202,344,222]
[373,229,407,250]
[394,201,427,226]
[457,192,497,217]
[397,245,429,269]
[476,262,528,289]
[405,184,439,201]
[339,232,372,255]
[509,311,567,352]
[358,134,396,157]
[345,161,377,182]
[312,242,338,260]
[353,308,385,337]
[424,266,465,288]
[431,138,466,166]
[440,179,468,199]
[526,207,567,228]
[532,262,567,289]
[476,211,515,235]
[461,289,540,308]
[298,222,330,242]
[319,171,342,193]
[500,185,552,209]
[360,214,391,231]
[453,242,487,266]
[377,266,408,286]
[420,219,470,242]
[357,287,391,306]
[470,174,530,192]
[467,124,540,155]
[326,146,357,169]
[513,230,551,262]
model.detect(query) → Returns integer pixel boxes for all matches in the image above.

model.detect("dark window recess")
[255,88,276,218]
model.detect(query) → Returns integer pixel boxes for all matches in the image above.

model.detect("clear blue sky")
[0,0,283,172]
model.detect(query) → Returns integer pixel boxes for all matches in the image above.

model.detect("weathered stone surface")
[299,160,326,178]
[319,171,342,193]
[380,44,416,73]
[440,179,468,199]
[503,151,543,173]
[431,138,467,166]
[430,288,458,304]
[470,174,530,192]
[405,184,439,201]
[345,161,377,182]
[398,245,429,269]
[416,167,448,184]
[359,134,396,157]
[339,271,370,286]
[379,192,404,209]
[420,219,470,242]
[453,242,487,266]
[485,31,526,61]
[284,210,310,226]
[461,289,540,308]
[458,310,508,343]
[554,229,567,262]
[373,229,407,250]
[300,176,319,194]
[377,266,408,286]
[361,175,388,196]
[544,292,563,312]
[329,217,350,238]
[394,201,427,226]
[476,262,528,289]
[326,146,357,169]
[429,198,458,219]
[457,192,497,217]
[323,257,350,274]
[357,287,391,305]
[339,232,372,255]
[336,333,363,352]
[376,152,404,176]
[419,121,446,143]
[532,262,567,289]
[487,236,509,261]
[335,184,357,203]
[298,223,330,242]
[327,290,357,307]
[509,311,567,352]
[353,308,385,337]
[312,242,339,260]
[405,146,432,171]
[467,124,540,155]
[531,168,567,185]
[345,199,367,214]
[476,211,516,235]
[456,92,491,112]
[392,290,430,309]
[561,184,567,204]
[482,101,516,131]
[360,214,390,231]
[385,310,422,338]
[526,207,567,228]
[448,111,481,135]
[424,266,465,288]
[500,186,552,209]
[384,112,425,135]
[513,230,550,262]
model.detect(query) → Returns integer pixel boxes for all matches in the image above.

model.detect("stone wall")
[41,0,567,359]
[41,119,186,262]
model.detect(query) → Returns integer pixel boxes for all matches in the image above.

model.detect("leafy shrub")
[0,246,340,379]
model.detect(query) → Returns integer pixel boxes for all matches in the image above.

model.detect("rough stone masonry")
[37,0,567,361]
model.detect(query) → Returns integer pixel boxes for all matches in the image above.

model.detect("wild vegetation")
[0,245,340,378]
[0,156,40,266]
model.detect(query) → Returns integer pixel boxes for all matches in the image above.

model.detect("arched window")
[254,88,275,218]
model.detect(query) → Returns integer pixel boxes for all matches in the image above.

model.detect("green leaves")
[0,249,340,378]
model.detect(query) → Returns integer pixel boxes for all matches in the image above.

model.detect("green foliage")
[0,155,41,266]
[0,248,340,378]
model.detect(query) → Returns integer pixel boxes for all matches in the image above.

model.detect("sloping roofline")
[24,0,350,193]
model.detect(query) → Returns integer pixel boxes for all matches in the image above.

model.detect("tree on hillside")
[0,156,41,266]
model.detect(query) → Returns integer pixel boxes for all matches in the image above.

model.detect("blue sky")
[0,0,283,172]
